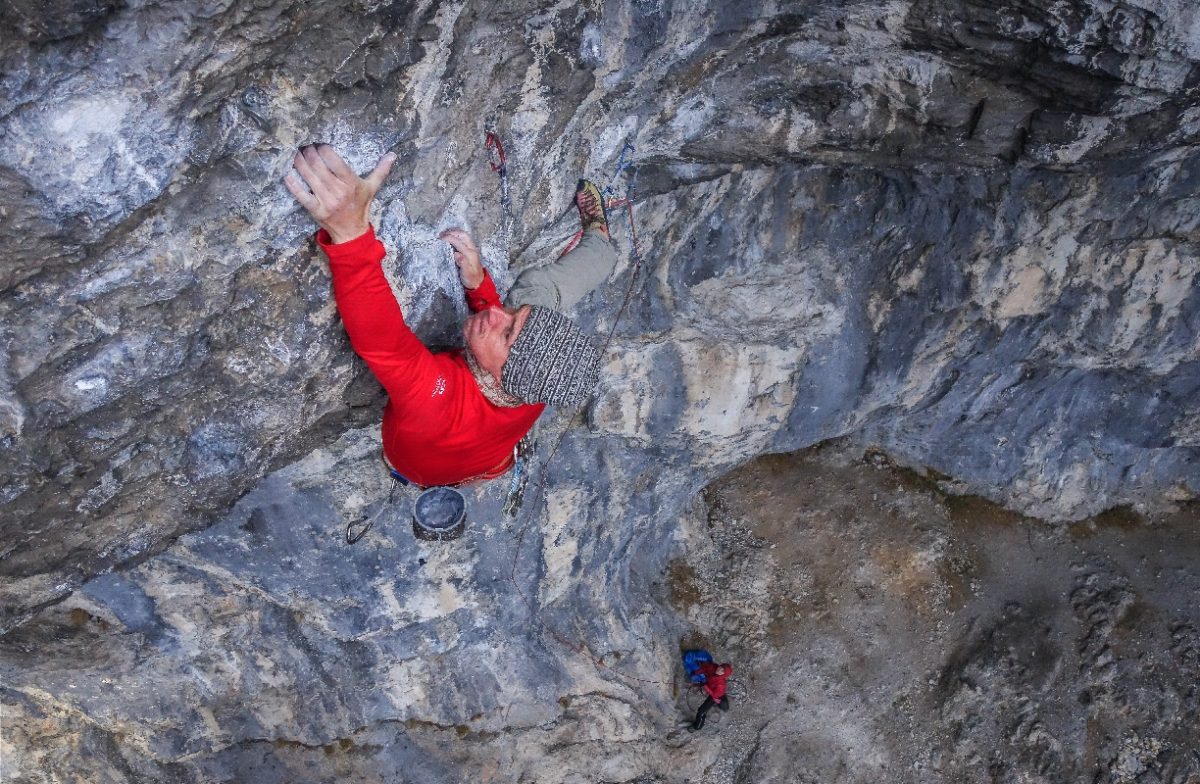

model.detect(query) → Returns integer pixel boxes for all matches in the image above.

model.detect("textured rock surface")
[2,0,1198,627]
[665,448,1200,783]
[1,0,1198,780]
[3,441,1196,783]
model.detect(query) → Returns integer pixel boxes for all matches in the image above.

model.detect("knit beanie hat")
[502,306,602,407]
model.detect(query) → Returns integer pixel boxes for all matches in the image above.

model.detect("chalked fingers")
[292,149,330,198]
[284,173,321,214]
[316,144,357,183]
[299,145,339,193]
[439,228,476,252]
[364,151,397,193]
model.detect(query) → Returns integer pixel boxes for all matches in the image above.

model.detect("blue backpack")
[682,649,713,684]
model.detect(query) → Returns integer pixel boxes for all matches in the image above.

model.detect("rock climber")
[689,660,733,731]
[283,143,615,488]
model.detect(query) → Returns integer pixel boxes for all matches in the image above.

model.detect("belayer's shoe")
[689,714,706,732]
[575,179,609,236]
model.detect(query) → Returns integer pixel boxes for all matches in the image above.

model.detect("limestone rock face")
[0,0,1197,781]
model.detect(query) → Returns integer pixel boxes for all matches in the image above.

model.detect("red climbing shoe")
[575,179,609,236]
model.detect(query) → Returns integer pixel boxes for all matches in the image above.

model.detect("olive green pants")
[507,229,618,312]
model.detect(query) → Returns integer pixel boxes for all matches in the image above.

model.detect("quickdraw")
[604,141,643,265]
[346,476,398,544]
[561,141,641,266]
[501,432,535,517]
[484,127,510,210]
[485,129,507,174]
[604,140,637,202]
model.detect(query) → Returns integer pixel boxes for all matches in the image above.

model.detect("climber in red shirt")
[283,144,615,488]
[690,661,733,731]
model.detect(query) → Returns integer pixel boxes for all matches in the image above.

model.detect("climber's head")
[464,303,531,381]
[466,304,601,407]
[499,306,602,407]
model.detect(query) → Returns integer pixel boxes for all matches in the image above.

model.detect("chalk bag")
[412,486,467,541]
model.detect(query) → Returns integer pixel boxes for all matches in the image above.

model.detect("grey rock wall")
[4,0,1197,630]
[0,0,1198,780]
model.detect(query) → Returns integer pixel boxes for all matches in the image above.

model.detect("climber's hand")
[285,144,396,244]
[439,228,485,289]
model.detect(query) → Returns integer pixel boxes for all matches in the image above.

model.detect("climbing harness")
[683,682,709,713]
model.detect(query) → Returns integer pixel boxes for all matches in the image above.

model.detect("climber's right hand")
[284,144,396,244]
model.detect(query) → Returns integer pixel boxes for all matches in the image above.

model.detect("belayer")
[284,144,615,488]
[683,650,733,731]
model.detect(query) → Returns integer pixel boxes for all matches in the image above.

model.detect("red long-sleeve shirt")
[696,661,732,700]
[319,227,544,487]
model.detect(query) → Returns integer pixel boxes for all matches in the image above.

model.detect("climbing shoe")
[575,178,608,235]
[689,714,705,732]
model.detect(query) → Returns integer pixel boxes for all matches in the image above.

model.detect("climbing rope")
[482,130,665,689]
[485,124,515,249]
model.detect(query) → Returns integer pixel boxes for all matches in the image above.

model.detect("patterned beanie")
[502,306,602,407]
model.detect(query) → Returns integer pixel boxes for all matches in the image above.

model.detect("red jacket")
[696,661,732,700]
[319,227,544,487]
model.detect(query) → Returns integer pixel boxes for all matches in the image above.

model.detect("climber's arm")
[318,228,437,398]
[286,144,437,401]
[440,228,503,312]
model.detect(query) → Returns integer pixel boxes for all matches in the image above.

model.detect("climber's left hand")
[439,228,485,289]
[285,144,396,244]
